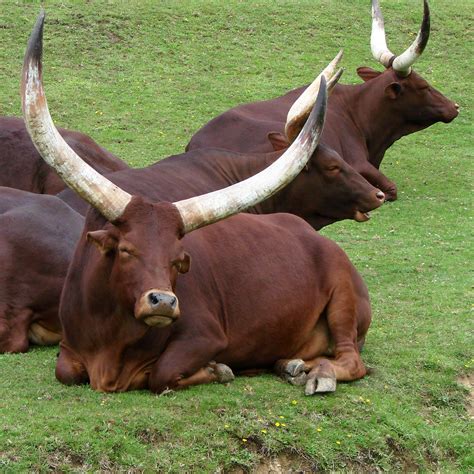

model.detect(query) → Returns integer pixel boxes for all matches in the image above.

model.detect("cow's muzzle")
[135,290,180,327]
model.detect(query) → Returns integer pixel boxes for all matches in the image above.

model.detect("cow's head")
[86,199,189,327]
[365,0,458,128]
[267,136,385,222]
[21,10,328,325]
[267,51,385,223]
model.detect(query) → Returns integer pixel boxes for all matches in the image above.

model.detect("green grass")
[0,0,472,471]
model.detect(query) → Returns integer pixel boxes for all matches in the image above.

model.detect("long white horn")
[392,0,430,75]
[174,78,328,234]
[21,11,132,222]
[370,0,395,67]
[285,50,343,143]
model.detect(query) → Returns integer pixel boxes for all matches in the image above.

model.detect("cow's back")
[0,117,128,194]
[186,87,305,153]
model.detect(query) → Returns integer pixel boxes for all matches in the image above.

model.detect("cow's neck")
[211,150,282,215]
[331,83,407,169]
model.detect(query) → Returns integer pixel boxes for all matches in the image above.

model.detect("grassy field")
[0,0,472,471]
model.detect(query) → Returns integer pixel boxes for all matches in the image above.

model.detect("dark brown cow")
[0,116,128,194]
[0,187,83,353]
[186,0,459,201]
[22,14,371,394]
[59,143,385,230]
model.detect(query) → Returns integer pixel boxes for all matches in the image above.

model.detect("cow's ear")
[267,132,290,151]
[385,82,403,100]
[357,67,382,82]
[87,230,118,255]
[178,253,191,274]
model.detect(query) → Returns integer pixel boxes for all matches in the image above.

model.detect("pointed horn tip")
[307,76,327,133]
[25,11,46,65]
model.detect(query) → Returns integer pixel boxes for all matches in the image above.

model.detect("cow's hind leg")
[0,305,33,353]
[303,283,369,395]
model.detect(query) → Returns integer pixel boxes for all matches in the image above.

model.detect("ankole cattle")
[0,187,83,353]
[22,13,372,394]
[186,0,459,201]
[0,116,128,194]
[55,57,385,229]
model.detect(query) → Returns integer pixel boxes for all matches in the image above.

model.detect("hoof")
[214,363,235,383]
[284,372,307,386]
[305,376,337,395]
[285,359,305,377]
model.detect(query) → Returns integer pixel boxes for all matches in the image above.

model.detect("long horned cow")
[22,12,373,395]
[186,0,459,202]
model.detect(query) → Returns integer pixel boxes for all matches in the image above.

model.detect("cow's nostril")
[169,296,177,307]
[376,191,385,201]
[149,293,160,306]
[454,102,460,110]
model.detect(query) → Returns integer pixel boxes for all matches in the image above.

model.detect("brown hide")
[58,145,385,229]
[0,187,83,353]
[56,197,371,394]
[0,117,128,194]
[186,67,458,201]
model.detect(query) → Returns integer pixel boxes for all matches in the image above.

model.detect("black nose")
[148,292,177,308]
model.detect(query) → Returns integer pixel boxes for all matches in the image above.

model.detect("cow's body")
[56,206,371,394]
[59,145,384,230]
[186,70,458,201]
[0,188,83,353]
[0,117,128,194]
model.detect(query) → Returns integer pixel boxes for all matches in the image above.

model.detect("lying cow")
[59,141,385,230]
[0,187,83,353]
[0,116,128,194]
[23,14,371,394]
[186,0,459,201]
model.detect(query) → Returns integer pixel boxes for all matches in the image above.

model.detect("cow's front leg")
[360,164,398,201]
[148,337,230,393]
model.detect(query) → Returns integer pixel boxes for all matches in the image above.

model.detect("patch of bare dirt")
[457,373,474,417]
[229,452,316,474]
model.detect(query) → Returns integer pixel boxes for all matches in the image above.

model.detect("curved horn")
[175,78,328,234]
[285,50,343,143]
[370,0,395,67]
[21,12,132,222]
[392,0,430,75]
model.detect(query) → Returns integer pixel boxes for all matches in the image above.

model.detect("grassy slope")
[0,0,472,471]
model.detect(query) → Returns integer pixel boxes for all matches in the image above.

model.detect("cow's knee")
[55,344,88,385]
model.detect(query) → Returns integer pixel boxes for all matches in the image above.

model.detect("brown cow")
[22,13,371,394]
[0,116,128,194]
[0,187,83,353]
[186,0,459,201]
[59,143,385,230]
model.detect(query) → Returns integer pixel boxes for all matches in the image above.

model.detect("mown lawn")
[0,1,472,471]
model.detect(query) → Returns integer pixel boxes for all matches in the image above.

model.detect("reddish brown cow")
[0,116,128,194]
[186,0,459,201]
[22,14,371,394]
[0,187,83,353]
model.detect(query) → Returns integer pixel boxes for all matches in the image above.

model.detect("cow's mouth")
[354,210,371,222]
[142,314,177,327]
